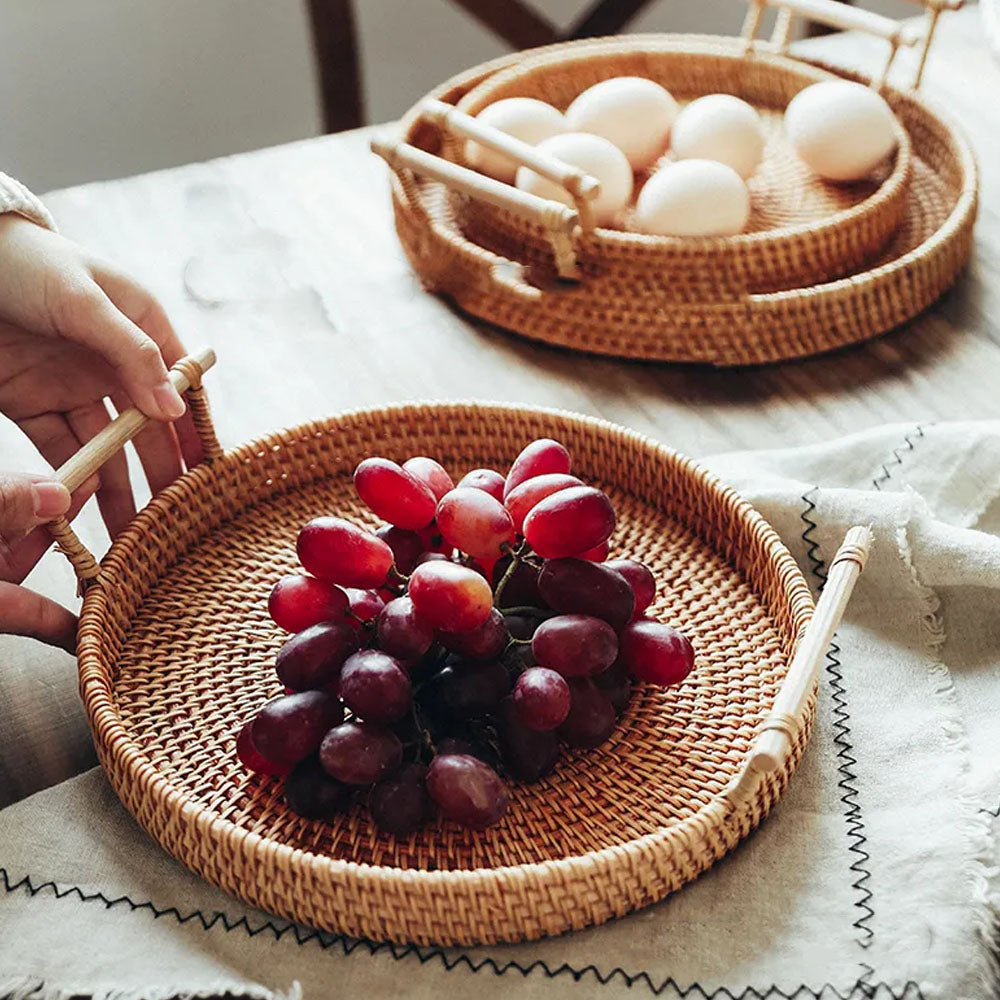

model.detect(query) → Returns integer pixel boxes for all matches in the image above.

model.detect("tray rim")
[76,401,816,944]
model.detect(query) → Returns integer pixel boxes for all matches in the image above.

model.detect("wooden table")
[0,6,996,806]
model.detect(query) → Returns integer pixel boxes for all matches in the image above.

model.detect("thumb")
[0,473,71,548]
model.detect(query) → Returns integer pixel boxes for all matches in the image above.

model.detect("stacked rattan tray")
[47,350,846,947]
[377,4,976,365]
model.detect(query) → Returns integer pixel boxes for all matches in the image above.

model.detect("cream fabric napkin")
[1,420,998,1000]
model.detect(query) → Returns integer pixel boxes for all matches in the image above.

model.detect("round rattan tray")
[449,39,912,294]
[382,35,977,366]
[60,383,817,946]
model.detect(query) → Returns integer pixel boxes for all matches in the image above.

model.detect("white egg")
[635,159,750,237]
[464,98,566,183]
[565,76,678,171]
[670,94,765,179]
[516,132,634,227]
[785,80,898,182]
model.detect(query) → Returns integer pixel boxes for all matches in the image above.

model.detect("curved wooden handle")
[421,99,601,232]
[54,346,217,493]
[725,524,872,810]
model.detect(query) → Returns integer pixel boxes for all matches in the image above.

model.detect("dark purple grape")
[251,691,344,767]
[512,667,571,730]
[376,525,425,575]
[503,612,542,640]
[285,757,352,818]
[492,555,543,608]
[619,620,695,686]
[604,558,656,620]
[531,614,618,677]
[370,762,435,835]
[537,558,634,630]
[320,721,402,785]
[434,658,510,719]
[426,753,509,829]
[557,678,617,749]
[235,720,289,777]
[275,621,360,691]
[436,736,489,762]
[437,607,508,660]
[339,650,412,722]
[376,597,434,660]
[593,659,633,715]
[497,698,560,783]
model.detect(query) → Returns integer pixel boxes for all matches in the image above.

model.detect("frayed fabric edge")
[0,977,302,1000]
[893,492,1000,1000]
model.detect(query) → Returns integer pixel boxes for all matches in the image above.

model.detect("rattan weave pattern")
[388,36,976,365]
[74,403,814,945]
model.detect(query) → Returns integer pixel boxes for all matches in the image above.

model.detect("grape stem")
[492,541,533,608]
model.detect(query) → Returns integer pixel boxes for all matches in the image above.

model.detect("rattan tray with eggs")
[374,0,976,365]
[52,349,872,946]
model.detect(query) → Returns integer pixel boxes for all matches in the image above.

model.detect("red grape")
[268,574,349,633]
[285,757,352,818]
[344,587,385,628]
[504,473,582,532]
[376,596,434,660]
[619,621,694,686]
[320,721,402,785]
[457,468,505,502]
[426,754,508,829]
[558,678,617,749]
[354,457,437,530]
[496,698,560,782]
[413,551,451,568]
[339,650,412,722]
[531,614,618,677]
[402,457,454,502]
[275,621,360,691]
[492,555,543,608]
[370,762,435,835]
[297,517,394,589]
[251,691,344,767]
[417,521,452,554]
[593,659,632,715]
[523,486,615,559]
[235,720,290,777]
[578,540,609,561]
[503,438,571,499]
[512,667,571,730]
[537,558,634,630]
[434,658,510,718]
[375,525,425,575]
[605,559,656,619]
[435,488,515,561]
[437,607,508,660]
[408,561,493,632]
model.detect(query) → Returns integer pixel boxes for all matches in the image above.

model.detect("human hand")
[0,214,201,649]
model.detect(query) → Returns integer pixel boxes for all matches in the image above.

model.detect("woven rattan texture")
[76,404,813,945]
[450,41,910,293]
[389,37,976,366]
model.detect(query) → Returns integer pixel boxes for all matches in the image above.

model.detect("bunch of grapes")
[235,438,694,834]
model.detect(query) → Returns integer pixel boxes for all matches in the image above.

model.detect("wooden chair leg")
[307,0,364,133]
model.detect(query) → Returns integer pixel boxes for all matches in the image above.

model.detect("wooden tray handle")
[46,347,220,588]
[420,99,601,232]
[371,134,584,280]
[741,0,961,89]
[725,524,872,811]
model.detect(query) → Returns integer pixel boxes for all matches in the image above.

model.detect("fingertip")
[153,382,187,421]
[31,481,71,519]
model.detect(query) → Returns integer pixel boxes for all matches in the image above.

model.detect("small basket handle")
[725,524,872,811]
[741,0,961,89]
[46,346,219,588]
[372,118,591,281]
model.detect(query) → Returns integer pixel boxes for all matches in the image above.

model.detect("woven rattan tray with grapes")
[375,0,976,366]
[45,352,855,947]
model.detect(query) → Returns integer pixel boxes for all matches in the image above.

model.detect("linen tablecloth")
[1,419,998,999]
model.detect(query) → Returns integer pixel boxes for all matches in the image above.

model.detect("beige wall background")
[3,0,921,193]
